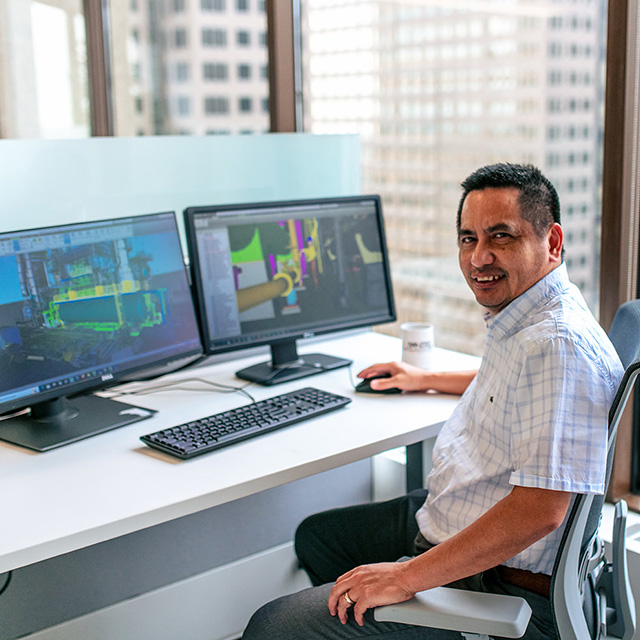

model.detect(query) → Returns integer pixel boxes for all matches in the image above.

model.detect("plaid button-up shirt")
[416,263,623,575]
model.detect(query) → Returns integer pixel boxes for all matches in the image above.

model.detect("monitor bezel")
[184,195,397,358]
[0,211,203,419]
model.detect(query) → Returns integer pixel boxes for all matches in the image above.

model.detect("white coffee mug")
[401,322,434,369]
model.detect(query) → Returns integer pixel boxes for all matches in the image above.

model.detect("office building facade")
[114,0,269,136]
[301,0,606,354]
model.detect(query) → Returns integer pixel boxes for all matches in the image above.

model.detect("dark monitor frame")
[184,195,396,385]
[0,212,203,451]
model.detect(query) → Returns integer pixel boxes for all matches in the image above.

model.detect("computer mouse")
[355,374,402,394]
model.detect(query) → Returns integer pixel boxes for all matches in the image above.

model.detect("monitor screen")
[0,212,203,451]
[184,195,396,385]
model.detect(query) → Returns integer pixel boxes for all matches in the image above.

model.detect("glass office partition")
[0,134,360,233]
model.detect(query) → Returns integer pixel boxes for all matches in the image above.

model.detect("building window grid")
[201,0,225,11]
[202,28,227,47]
[176,96,191,116]
[174,28,188,48]
[204,96,230,114]
[239,96,253,112]
[175,62,190,82]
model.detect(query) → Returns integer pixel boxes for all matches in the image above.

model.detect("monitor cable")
[110,377,257,403]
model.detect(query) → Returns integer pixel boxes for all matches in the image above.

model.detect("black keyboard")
[140,387,351,460]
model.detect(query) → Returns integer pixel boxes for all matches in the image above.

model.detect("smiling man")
[241,164,623,640]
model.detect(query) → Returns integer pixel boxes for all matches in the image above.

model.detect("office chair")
[375,299,640,639]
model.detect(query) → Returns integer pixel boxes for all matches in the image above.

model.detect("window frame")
[601,0,640,508]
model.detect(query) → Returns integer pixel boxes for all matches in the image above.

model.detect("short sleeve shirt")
[415,264,623,575]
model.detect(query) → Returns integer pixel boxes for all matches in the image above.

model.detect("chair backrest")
[608,300,640,368]
[550,299,640,640]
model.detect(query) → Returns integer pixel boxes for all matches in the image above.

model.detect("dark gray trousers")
[242,491,556,640]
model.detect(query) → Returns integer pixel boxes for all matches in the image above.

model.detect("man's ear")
[548,223,563,261]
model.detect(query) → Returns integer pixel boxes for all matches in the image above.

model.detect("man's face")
[458,187,563,316]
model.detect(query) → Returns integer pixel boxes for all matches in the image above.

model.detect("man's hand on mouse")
[357,361,428,392]
[358,362,479,396]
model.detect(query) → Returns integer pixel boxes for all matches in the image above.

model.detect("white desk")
[0,331,479,575]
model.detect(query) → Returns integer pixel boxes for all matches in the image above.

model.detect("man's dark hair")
[456,163,561,237]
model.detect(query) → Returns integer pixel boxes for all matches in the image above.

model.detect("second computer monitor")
[184,195,396,385]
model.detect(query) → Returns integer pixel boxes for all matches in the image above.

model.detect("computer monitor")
[184,195,396,385]
[0,212,203,451]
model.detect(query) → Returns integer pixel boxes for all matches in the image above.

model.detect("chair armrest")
[374,586,532,639]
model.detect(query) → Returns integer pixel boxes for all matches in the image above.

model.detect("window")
[176,62,190,82]
[175,28,188,48]
[237,0,249,10]
[203,28,227,47]
[204,96,229,114]
[239,96,253,112]
[204,63,228,80]
[176,96,191,116]
[549,42,562,56]
[107,2,269,135]
[237,30,250,46]
[300,0,607,357]
[202,0,225,10]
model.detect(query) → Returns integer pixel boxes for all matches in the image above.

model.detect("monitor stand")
[235,340,351,386]
[0,395,156,452]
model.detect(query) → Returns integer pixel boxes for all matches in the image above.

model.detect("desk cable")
[110,378,257,403]
[109,361,357,406]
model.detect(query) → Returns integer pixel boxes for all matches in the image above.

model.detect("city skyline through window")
[301,0,607,355]
[109,0,269,136]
